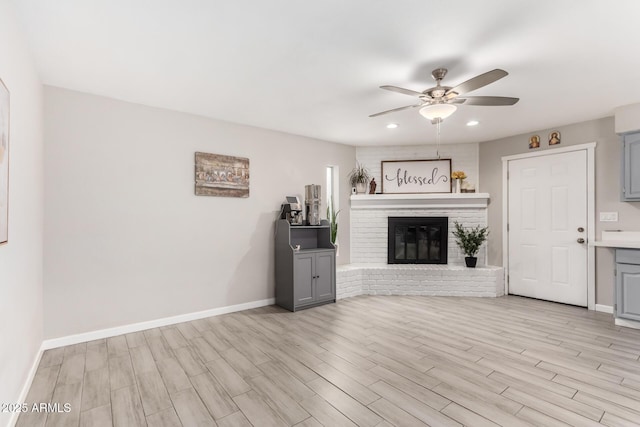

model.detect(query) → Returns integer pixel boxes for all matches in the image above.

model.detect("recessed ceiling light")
[386,123,399,129]
[466,120,479,126]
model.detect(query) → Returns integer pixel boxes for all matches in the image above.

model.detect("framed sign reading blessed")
[381,159,451,194]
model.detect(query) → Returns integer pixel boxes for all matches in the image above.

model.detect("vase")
[356,182,367,194]
[455,179,462,193]
[465,256,477,268]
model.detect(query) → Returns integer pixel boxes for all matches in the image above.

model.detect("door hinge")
[614,268,617,276]
[507,223,509,232]
[507,171,509,179]
[507,274,510,284]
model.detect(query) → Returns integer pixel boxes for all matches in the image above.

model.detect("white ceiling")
[12,0,640,146]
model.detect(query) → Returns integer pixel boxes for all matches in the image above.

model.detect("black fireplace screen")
[388,217,448,264]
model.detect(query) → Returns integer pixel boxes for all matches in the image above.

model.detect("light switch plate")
[599,212,619,222]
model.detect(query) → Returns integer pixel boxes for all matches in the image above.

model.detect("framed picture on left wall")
[0,79,9,244]
[194,152,250,198]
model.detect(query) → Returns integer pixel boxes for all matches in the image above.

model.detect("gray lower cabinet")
[315,251,335,301]
[275,219,336,311]
[293,250,335,307]
[294,252,314,306]
[622,132,640,201]
[615,249,640,322]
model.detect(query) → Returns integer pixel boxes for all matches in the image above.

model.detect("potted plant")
[348,163,370,194]
[326,197,340,245]
[452,221,488,268]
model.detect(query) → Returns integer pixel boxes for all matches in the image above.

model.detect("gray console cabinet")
[275,219,336,311]
[622,132,640,201]
[615,249,640,322]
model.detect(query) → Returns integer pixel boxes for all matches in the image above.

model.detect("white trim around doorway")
[501,142,597,310]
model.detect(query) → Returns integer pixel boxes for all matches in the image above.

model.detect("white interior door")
[507,150,588,306]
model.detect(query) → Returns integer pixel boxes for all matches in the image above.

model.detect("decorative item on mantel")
[461,181,476,193]
[452,221,489,268]
[451,170,467,194]
[381,159,451,194]
[369,178,377,194]
[348,163,371,194]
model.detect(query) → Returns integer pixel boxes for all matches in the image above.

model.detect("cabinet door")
[623,133,640,200]
[617,263,640,322]
[315,252,335,302]
[294,253,314,306]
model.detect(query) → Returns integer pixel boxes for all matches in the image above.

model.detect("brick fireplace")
[337,193,504,299]
[350,193,489,266]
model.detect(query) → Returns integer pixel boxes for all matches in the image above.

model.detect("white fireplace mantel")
[350,193,490,209]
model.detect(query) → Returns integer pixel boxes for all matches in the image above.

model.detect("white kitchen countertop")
[591,231,640,249]
[592,240,640,249]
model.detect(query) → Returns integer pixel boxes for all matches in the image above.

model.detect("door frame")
[502,142,596,310]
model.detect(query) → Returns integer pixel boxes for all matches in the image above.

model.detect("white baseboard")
[595,304,613,314]
[10,344,45,427]
[42,298,276,350]
[336,290,365,300]
[615,317,640,330]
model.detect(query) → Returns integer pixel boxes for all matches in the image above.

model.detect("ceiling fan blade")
[457,96,519,106]
[380,85,424,97]
[445,69,508,98]
[369,104,423,117]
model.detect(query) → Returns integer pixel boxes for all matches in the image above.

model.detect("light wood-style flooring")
[17,295,640,426]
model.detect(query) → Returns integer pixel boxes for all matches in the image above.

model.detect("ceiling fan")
[370,68,519,123]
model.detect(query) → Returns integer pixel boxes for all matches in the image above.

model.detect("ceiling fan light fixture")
[466,120,480,126]
[419,103,457,121]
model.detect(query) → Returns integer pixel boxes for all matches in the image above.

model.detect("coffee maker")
[280,196,303,225]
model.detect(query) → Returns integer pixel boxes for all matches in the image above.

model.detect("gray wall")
[44,86,355,339]
[479,116,640,306]
[0,0,44,423]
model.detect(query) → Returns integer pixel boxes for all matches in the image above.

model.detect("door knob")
[577,238,585,244]
[577,227,585,232]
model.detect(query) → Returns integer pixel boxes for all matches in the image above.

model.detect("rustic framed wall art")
[381,159,451,194]
[195,152,250,198]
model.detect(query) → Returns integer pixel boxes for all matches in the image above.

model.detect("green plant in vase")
[348,163,370,194]
[326,197,340,245]
[452,221,488,268]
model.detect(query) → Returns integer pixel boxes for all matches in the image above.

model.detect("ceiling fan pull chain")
[436,119,441,159]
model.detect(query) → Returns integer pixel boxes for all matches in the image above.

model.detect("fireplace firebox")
[388,217,448,264]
